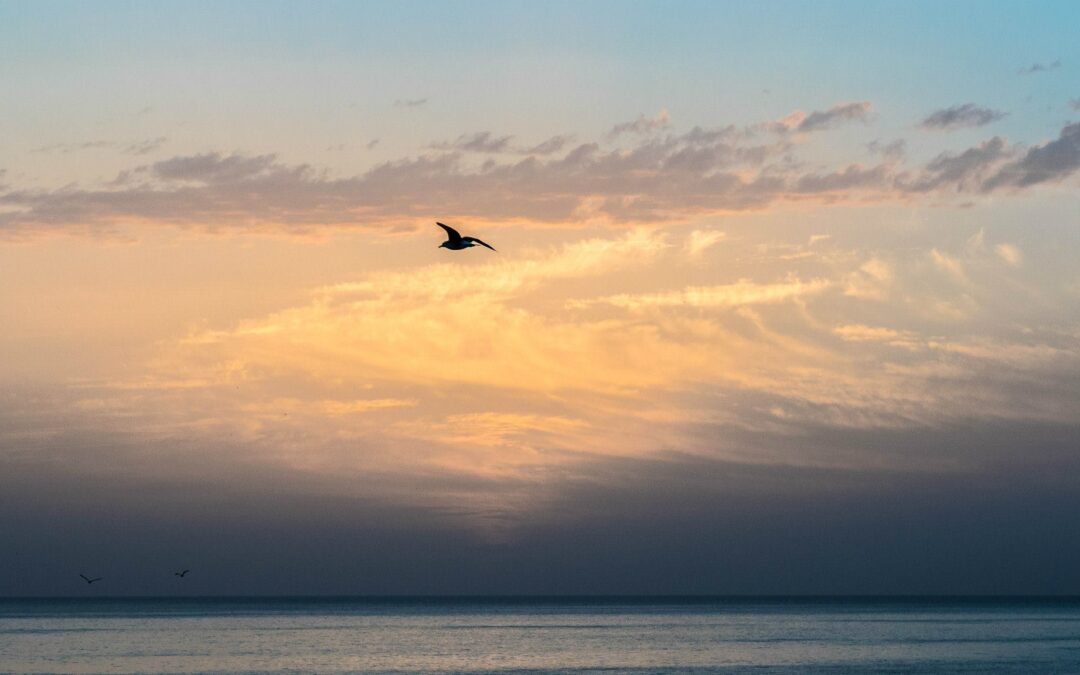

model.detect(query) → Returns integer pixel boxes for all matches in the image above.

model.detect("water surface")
[2,597,1079,673]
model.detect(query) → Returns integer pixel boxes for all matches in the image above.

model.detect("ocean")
[2,597,1079,674]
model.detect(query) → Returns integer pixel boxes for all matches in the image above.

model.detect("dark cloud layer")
[920,104,1006,131]
[3,417,1080,595]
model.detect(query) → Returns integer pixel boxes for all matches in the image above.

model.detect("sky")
[2,0,1080,596]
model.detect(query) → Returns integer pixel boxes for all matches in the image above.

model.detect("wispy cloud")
[1018,59,1061,75]
[31,137,168,156]
[431,131,515,153]
[867,139,907,161]
[607,109,671,139]
[920,104,1007,131]
[570,277,831,311]
[995,243,1023,267]
[685,229,726,257]
[525,134,575,155]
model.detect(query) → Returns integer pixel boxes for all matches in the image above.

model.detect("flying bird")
[79,574,102,584]
[174,569,190,578]
[436,222,496,251]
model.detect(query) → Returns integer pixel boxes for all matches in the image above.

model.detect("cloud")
[525,134,575,155]
[3,114,1079,239]
[833,324,914,343]
[570,277,831,311]
[151,153,282,183]
[431,133,574,156]
[685,229,726,257]
[981,122,1080,190]
[798,101,873,132]
[843,258,893,300]
[770,101,873,134]
[1071,99,1080,112]
[394,97,428,108]
[793,163,891,193]
[902,137,1011,192]
[318,228,667,303]
[867,139,907,161]
[124,137,168,155]
[995,243,1023,267]
[431,131,515,153]
[26,227,1079,489]
[7,418,1080,595]
[1018,59,1061,75]
[30,137,168,155]
[0,128,787,235]
[4,215,1080,592]
[32,140,114,153]
[930,248,970,286]
[607,109,671,139]
[920,104,1007,131]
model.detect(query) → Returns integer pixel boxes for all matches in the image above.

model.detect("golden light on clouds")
[16,215,1063,523]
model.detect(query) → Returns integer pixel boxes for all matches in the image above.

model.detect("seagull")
[436,222,496,252]
[174,569,190,578]
[79,574,102,584]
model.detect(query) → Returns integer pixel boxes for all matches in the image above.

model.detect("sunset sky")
[3,0,1080,595]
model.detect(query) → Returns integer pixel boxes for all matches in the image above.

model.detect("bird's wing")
[462,237,496,251]
[80,574,90,582]
[436,222,462,243]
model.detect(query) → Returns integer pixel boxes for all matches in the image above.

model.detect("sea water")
[2,597,1079,673]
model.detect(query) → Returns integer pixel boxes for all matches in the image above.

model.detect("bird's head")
[438,242,447,249]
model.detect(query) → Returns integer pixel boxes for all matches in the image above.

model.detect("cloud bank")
[3,106,1079,238]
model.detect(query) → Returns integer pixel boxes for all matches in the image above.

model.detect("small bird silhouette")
[79,574,102,584]
[174,569,190,578]
[436,222,496,251]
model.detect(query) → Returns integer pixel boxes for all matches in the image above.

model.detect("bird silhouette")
[174,569,190,578]
[436,222,496,251]
[79,574,102,584]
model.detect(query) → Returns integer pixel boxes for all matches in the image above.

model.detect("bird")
[174,569,190,578]
[436,222,496,251]
[79,574,102,584]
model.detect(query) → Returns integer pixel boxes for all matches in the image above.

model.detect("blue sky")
[3,0,1077,171]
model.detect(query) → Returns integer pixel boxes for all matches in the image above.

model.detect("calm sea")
[2,597,1080,674]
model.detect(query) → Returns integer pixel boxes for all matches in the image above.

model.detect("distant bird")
[79,574,102,584]
[174,569,190,578]
[436,222,496,252]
